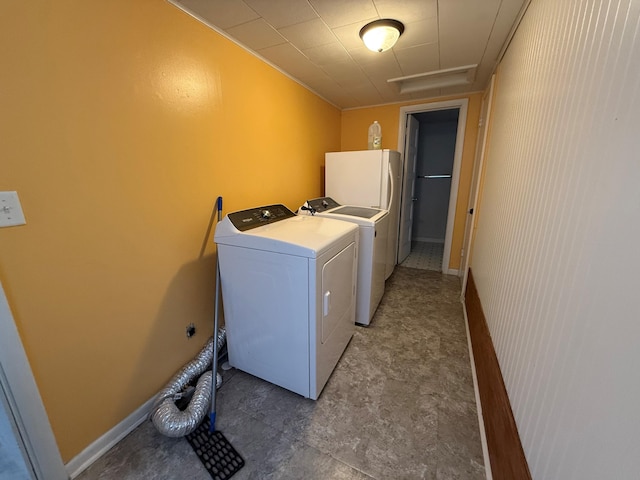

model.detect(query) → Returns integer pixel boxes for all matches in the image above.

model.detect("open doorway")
[396,99,468,274]
[0,283,67,480]
[404,109,459,271]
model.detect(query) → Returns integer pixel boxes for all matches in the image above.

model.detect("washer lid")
[313,205,388,227]
[299,197,388,226]
[215,212,358,258]
[330,206,381,218]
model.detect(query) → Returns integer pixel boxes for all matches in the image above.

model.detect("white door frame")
[460,76,496,298]
[0,283,68,480]
[397,99,469,275]
[397,114,419,264]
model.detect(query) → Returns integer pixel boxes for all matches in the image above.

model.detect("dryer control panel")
[227,204,296,231]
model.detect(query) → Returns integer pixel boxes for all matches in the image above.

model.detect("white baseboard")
[462,304,493,480]
[446,268,459,276]
[65,395,157,479]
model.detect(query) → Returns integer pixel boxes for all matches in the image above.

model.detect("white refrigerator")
[325,149,402,280]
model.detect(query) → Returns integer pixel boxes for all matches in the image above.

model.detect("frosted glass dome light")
[359,19,405,53]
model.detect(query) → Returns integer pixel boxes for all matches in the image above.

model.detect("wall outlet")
[186,323,196,338]
[0,191,26,227]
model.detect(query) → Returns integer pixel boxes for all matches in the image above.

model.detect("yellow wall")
[0,1,339,461]
[340,94,483,270]
[472,73,500,267]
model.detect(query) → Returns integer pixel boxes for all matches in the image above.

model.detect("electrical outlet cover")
[0,191,26,227]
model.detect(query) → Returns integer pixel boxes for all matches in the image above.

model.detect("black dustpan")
[185,415,244,480]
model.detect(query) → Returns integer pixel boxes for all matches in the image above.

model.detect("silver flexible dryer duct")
[150,328,226,437]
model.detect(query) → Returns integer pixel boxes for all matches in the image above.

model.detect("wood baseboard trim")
[464,269,532,480]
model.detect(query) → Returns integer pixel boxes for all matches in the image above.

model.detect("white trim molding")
[0,283,68,480]
[65,395,157,479]
[397,99,469,274]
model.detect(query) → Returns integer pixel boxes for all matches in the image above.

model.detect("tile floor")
[400,242,444,272]
[75,267,484,480]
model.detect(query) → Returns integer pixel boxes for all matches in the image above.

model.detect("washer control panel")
[228,204,296,231]
[305,197,341,213]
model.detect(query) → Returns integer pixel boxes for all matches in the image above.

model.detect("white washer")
[299,197,389,326]
[214,204,358,400]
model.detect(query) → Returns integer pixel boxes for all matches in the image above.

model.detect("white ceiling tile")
[338,73,379,92]
[170,0,524,108]
[292,68,360,106]
[395,17,438,50]
[439,0,501,69]
[359,62,403,82]
[225,18,287,51]
[439,37,483,69]
[347,81,381,96]
[395,43,440,76]
[278,18,336,50]
[320,61,370,87]
[440,84,474,96]
[174,0,259,29]
[348,45,389,63]
[438,0,502,28]
[341,99,366,109]
[411,89,442,101]
[243,0,319,29]
[481,0,526,64]
[353,92,386,106]
[308,0,378,28]
[302,43,353,66]
[314,82,362,108]
[344,84,386,106]
[258,43,347,102]
[369,77,414,103]
[350,48,403,80]
[309,85,358,108]
[373,0,437,23]
[258,42,316,77]
[299,71,342,94]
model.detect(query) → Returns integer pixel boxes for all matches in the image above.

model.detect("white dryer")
[214,204,358,400]
[299,197,388,326]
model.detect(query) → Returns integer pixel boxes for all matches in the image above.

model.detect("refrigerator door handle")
[387,161,395,210]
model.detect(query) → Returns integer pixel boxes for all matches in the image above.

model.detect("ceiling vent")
[388,65,478,94]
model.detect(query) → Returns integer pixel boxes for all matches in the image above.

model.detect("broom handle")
[210,196,223,432]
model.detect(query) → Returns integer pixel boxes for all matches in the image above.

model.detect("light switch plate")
[0,191,26,227]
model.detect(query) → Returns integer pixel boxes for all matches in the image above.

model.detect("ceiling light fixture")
[359,19,405,53]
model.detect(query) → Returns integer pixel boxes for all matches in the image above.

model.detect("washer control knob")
[261,209,273,219]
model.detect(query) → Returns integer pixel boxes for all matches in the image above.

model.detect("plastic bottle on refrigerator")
[368,121,382,150]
